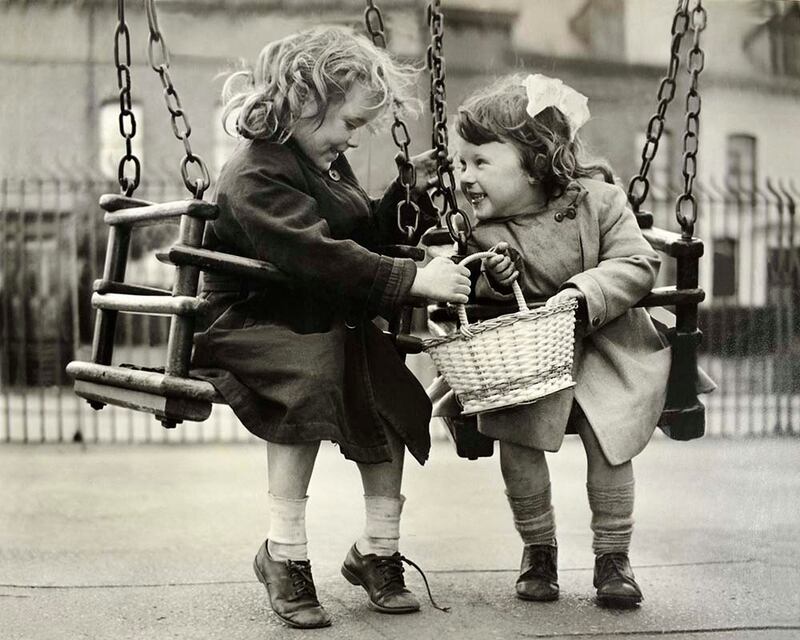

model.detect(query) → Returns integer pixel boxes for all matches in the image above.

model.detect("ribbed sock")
[266,493,308,561]
[506,484,556,546]
[587,480,635,556]
[355,494,404,556]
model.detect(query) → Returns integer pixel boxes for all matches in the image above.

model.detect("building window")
[99,100,144,182]
[214,105,240,176]
[712,238,737,300]
[726,134,757,192]
[769,4,800,77]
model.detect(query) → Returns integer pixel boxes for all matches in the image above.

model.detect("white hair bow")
[522,74,590,141]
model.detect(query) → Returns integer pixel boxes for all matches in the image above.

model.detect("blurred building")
[1,1,799,298]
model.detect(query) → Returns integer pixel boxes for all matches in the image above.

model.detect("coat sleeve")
[215,149,416,319]
[562,185,659,334]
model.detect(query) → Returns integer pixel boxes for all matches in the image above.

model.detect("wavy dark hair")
[221,26,421,142]
[454,74,613,202]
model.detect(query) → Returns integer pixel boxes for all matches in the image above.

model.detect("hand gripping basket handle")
[456,251,527,331]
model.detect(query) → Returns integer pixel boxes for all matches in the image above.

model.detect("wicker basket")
[423,251,578,415]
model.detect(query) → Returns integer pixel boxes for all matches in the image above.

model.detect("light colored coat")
[462,178,671,465]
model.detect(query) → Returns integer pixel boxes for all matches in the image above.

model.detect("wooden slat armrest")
[161,245,294,288]
[104,200,218,228]
[642,227,704,259]
[636,286,705,307]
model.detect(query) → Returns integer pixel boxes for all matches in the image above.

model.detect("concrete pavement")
[1,432,799,639]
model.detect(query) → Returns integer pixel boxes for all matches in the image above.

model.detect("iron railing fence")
[1,175,798,443]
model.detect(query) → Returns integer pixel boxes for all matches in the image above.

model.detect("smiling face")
[291,84,379,171]
[454,136,544,221]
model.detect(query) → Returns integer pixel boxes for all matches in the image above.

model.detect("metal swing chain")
[113,0,141,196]
[144,0,211,199]
[426,0,471,250]
[675,0,707,239]
[364,0,420,240]
[627,0,692,215]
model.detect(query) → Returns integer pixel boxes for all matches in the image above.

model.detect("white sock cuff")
[363,494,404,541]
[268,493,308,545]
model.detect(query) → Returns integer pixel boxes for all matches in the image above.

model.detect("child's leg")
[266,441,320,561]
[575,420,634,555]
[255,441,331,629]
[499,441,555,545]
[344,427,420,614]
[499,440,558,601]
[355,426,405,555]
[575,415,642,606]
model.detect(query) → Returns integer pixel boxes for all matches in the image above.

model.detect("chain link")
[113,0,140,196]
[144,0,210,198]
[676,0,707,239]
[364,0,419,239]
[627,0,690,213]
[426,0,471,250]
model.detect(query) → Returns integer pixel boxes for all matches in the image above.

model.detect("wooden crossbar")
[91,293,208,316]
[104,200,219,228]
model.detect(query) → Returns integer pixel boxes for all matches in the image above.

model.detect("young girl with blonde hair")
[192,26,468,628]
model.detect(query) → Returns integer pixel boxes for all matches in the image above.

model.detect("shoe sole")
[516,591,559,602]
[595,593,642,609]
[340,565,420,614]
[253,557,332,629]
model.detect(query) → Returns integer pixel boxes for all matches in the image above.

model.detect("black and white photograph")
[1,0,798,638]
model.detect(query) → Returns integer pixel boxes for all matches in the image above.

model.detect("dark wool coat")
[191,139,436,464]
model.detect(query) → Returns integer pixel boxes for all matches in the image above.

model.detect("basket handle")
[456,251,527,331]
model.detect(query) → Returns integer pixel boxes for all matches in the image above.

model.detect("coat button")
[554,211,564,222]
[566,207,577,219]
[592,317,601,327]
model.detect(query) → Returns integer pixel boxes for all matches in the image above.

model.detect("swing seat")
[421,218,707,458]
[67,193,426,428]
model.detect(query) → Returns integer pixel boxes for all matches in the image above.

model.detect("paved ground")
[1,433,799,639]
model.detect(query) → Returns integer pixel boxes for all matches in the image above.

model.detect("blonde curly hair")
[221,26,421,142]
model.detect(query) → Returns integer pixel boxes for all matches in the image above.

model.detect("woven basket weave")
[423,251,578,415]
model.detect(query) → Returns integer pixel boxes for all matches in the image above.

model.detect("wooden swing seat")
[67,193,426,428]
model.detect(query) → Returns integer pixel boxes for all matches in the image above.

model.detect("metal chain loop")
[364,0,419,239]
[113,0,140,196]
[144,0,210,198]
[676,0,707,239]
[426,0,471,249]
[627,0,690,213]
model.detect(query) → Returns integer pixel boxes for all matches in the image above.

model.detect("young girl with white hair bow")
[438,73,678,607]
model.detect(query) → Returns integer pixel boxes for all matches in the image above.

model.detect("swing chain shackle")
[627,0,694,215]
[364,0,419,239]
[676,0,707,239]
[426,0,471,251]
[113,0,140,196]
[144,0,211,199]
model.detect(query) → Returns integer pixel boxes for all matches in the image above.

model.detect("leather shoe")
[341,544,421,613]
[594,552,643,608]
[253,540,332,628]
[516,544,559,601]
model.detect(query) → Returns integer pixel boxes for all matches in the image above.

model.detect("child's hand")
[411,256,471,303]
[545,288,585,308]
[484,242,519,287]
[399,149,446,195]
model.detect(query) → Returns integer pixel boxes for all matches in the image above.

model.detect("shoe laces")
[597,553,633,584]
[524,545,557,579]
[286,560,317,600]
[397,554,450,613]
